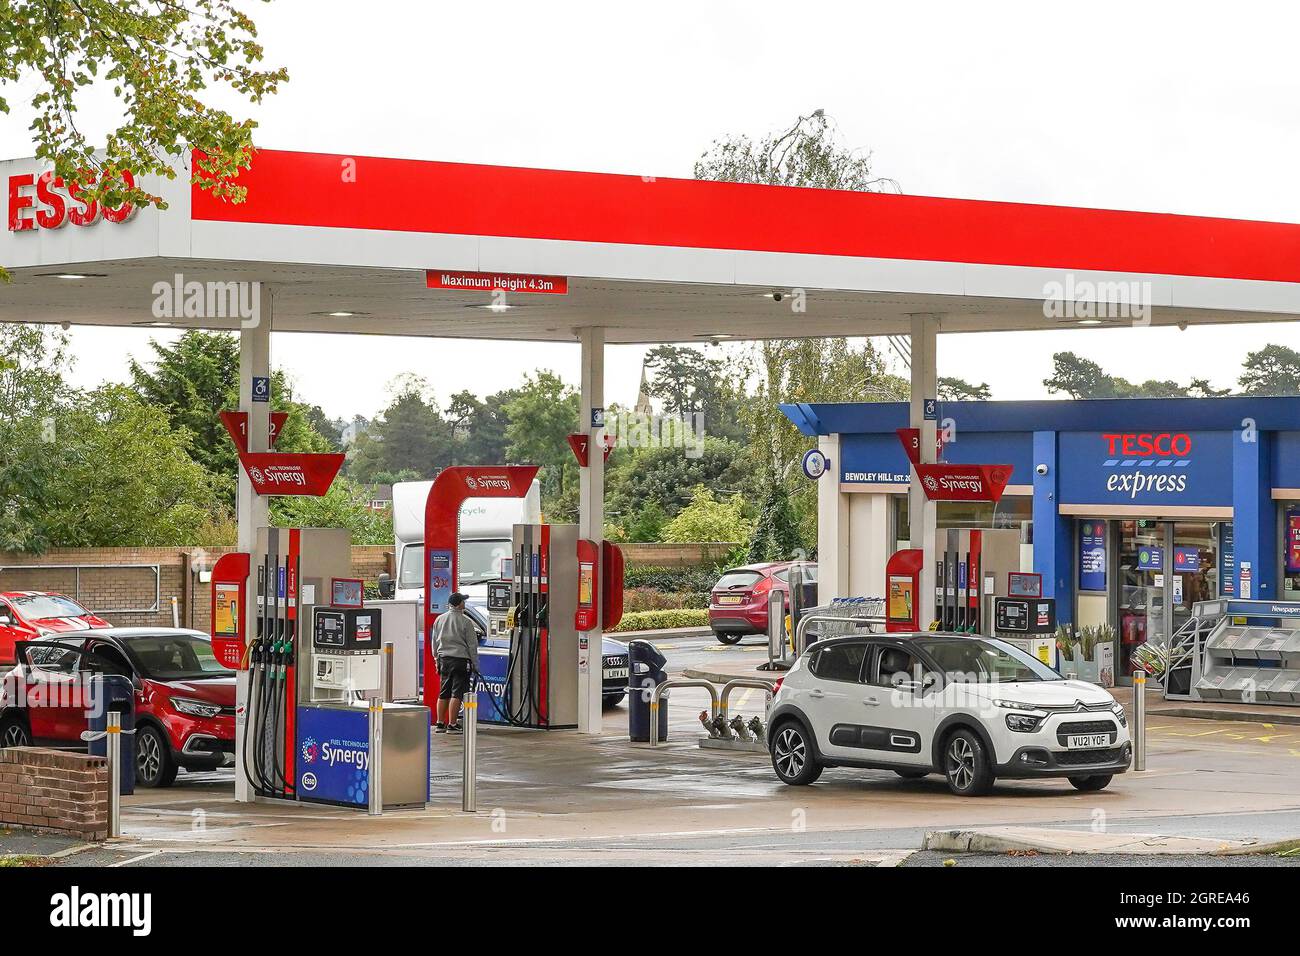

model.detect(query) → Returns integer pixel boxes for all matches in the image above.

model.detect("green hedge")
[609,609,710,633]
[624,565,721,593]
[622,588,711,612]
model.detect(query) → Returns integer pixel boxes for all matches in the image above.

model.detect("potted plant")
[1055,625,1079,678]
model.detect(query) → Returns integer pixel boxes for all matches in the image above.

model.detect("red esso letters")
[1103,432,1192,457]
[7,170,138,232]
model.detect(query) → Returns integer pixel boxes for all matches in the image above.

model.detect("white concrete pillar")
[909,314,939,628]
[576,326,605,734]
[235,287,271,803]
[236,288,273,551]
[816,433,849,604]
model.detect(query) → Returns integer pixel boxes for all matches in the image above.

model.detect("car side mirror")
[377,573,395,600]
[923,673,938,689]
[0,615,10,625]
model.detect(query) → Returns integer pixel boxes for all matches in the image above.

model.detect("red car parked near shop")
[0,628,235,788]
[708,562,818,645]
[0,591,111,664]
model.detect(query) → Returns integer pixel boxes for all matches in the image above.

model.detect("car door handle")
[862,697,880,706]
[808,689,825,699]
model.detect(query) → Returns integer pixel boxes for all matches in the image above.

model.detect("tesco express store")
[785,396,1300,682]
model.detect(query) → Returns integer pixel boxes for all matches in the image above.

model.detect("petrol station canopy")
[5,148,1300,341]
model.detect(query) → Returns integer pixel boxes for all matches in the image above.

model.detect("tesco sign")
[7,170,139,231]
[1102,432,1193,458]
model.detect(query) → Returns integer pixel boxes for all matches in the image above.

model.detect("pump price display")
[425,270,568,294]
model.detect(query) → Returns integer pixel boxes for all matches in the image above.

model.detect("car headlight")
[171,697,222,718]
[1111,701,1127,727]
[1005,713,1045,732]
[992,698,1039,711]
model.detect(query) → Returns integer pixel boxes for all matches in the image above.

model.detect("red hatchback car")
[0,591,111,664]
[0,628,235,788]
[708,562,818,645]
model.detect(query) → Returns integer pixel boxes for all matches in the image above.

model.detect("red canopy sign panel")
[914,463,1012,503]
[236,452,345,497]
[220,410,289,453]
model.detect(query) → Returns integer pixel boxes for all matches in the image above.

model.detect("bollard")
[1133,671,1146,772]
[462,689,477,812]
[384,642,395,703]
[368,697,383,815]
[106,711,122,839]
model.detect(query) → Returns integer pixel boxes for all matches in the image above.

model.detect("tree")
[937,377,992,401]
[747,479,802,562]
[129,330,332,503]
[1239,344,1300,396]
[0,323,70,551]
[1044,352,1192,399]
[504,371,579,510]
[347,376,453,483]
[661,486,751,544]
[606,438,749,520]
[641,345,747,443]
[0,0,287,258]
[271,478,393,546]
[446,387,518,464]
[37,386,225,547]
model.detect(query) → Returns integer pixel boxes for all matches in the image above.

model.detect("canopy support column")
[909,314,939,630]
[577,326,606,734]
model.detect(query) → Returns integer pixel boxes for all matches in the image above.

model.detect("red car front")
[0,628,235,788]
[0,592,111,664]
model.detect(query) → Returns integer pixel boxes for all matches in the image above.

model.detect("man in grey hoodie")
[432,592,480,734]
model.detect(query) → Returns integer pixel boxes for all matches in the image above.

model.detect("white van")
[390,479,542,611]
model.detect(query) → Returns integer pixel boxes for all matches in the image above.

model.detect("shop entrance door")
[1114,519,1221,678]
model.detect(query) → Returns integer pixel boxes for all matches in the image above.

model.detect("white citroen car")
[766,632,1131,796]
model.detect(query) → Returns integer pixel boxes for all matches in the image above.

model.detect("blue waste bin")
[628,639,669,743]
[87,674,135,796]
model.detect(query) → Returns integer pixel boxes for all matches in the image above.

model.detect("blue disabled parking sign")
[923,398,937,420]
[252,376,270,403]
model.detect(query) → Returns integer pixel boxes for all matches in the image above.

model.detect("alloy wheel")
[774,727,806,779]
[947,735,975,791]
[137,730,162,782]
[1,723,27,747]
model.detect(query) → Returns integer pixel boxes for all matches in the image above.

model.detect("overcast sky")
[5,1,1300,418]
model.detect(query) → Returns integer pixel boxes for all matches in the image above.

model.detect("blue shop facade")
[783,397,1300,681]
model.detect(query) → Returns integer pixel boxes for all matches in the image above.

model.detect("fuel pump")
[475,523,580,729]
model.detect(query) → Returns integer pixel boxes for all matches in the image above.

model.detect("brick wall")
[0,545,395,636]
[619,542,735,568]
[0,747,108,841]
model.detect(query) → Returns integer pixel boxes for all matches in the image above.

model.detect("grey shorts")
[437,657,471,700]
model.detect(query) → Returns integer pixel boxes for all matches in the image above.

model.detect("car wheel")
[0,715,31,748]
[602,692,625,710]
[714,632,743,645]
[893,769,929,779]
[769,721,823,786]
[943,728,994,796]
[1068,774,1113,792]
[135,724,178,789]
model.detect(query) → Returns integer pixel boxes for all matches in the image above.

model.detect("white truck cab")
[390,479,542,612]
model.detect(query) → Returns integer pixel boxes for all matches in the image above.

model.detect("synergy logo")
[1101,432,1191,498]
[321,740,369,770]
[300,736,318,764]
[465,474,513,491]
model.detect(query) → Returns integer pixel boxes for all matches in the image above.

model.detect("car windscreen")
[124,634,232,681]
[399,541,512,590]
[714,570,763,591]
[11,594,90,619]
[916,637,1061,684]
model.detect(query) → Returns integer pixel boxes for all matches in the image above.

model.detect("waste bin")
[87,674,135,796]
[628,639,669,742]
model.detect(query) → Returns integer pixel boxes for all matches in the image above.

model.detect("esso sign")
[1102,432,1192,458]
[7,169,139,232]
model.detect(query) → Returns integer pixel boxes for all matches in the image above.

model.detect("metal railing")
[648,679,719,748]
[718,678,776,723]
[793,611,880,658]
